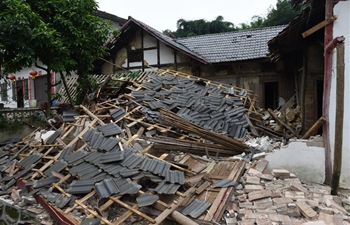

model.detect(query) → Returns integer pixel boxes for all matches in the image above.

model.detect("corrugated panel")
[119,168,140,177]
[56,196,72,209]
[98,123,123,136]
[212,179,239,188]
[120,154,145,169]
[91,132,105,150]
[132,172,162,183]
[110,108,126,121]
[33,177,59,188]
[81,129,95,143]
[95,181,110,198]
[165,170,185,185]
[64,150,88,166]
[154,181,180,194]
[45,130,62,144]
[100,151,124,163]
[62,111,80,122]
[58,145,74,160]
[18,153,43,168]
[114,177,141,195]
[98,137,120,152]
[44,160,68,177]
[181,199,212,218]
[13,164,35,179]
[136,193,159,207]
[69,162,94,176]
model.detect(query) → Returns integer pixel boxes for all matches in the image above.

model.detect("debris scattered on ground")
[0,69,348,225]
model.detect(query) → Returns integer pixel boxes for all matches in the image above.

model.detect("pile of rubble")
[0,69,347,225]
[229,159,350,225]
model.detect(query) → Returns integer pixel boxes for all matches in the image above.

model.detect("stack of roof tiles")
[131,73,255,139]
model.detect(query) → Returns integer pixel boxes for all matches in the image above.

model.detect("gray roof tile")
[154,181,180,194]
[98,123,123,136]
[176,25,287,63]
[212,179,240,188]
[136,193,159,207]
[181,199,212,218]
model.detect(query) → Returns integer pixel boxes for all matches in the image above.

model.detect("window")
[1,82,8,101]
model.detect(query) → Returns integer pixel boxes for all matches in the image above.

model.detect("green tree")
[171,16,237,38]
[263,0,302,26]
[0,0,111,115]
[239,0,303,29]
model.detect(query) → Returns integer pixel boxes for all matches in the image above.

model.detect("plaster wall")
[115,32,185,68]
[265,141,325,184]
[330,1,350,188]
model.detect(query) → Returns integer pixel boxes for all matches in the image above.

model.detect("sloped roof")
[268,0,324,62]
[176,25,287,63]
[114,17,209,64]
[109,17,286,65]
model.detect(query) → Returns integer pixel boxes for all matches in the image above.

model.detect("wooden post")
[331,42,344,195]
[302,116,326,139]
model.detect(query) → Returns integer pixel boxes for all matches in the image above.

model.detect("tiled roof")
[175,25,287,63]
[113,17,286,64]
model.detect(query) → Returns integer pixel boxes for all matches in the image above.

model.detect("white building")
[0,10,126,109]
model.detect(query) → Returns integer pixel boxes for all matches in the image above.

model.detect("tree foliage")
[171,16,237,38]
[258,0,302,27]
[164,0,302,37]
[0,0,111,113]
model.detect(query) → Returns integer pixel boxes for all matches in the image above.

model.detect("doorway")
[265,82,278,110]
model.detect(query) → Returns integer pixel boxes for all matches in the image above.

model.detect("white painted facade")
[330,1,350,188]
[121,33,184,69]
[0,12,124,109]
[0,62,56,108]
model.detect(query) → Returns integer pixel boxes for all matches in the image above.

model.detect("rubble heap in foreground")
[0,69,348,224]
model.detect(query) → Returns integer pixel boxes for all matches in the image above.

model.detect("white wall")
[331,1,350,188]
[0,61,64,108]
[122,33,183,68]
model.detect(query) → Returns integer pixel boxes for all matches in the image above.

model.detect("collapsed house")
[0,69,349,225]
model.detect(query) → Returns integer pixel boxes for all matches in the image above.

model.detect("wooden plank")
[195,181,211,194]
[302,16,337,38]
[204,160,245,221]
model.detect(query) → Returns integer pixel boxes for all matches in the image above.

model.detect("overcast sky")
[97,0,278,32]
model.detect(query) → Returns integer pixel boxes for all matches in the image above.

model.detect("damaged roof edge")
[116,16,210,65]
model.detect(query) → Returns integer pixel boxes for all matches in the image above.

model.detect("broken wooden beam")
[267,108,300,138]
[302,116,326,139]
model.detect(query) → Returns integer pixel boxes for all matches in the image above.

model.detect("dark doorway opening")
[265,82,278,110]
[316,80,324,134]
